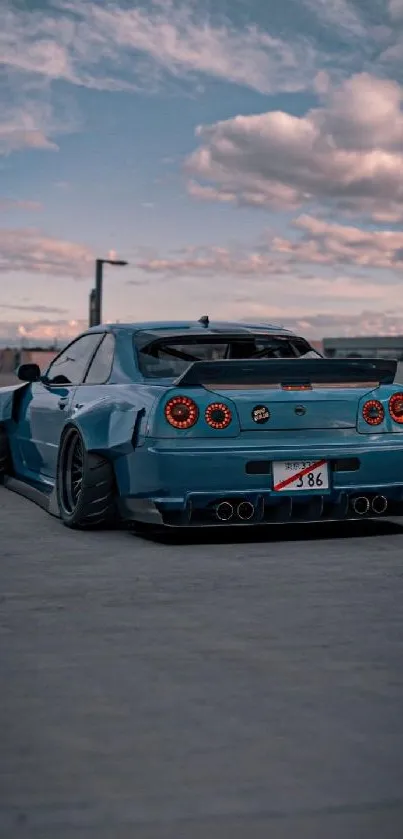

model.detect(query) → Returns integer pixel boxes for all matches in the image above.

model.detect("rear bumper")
[116,434,403,526]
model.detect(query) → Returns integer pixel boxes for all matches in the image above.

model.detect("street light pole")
[89,288,97,328]
[94,259,103,327]
[90,258,128,327]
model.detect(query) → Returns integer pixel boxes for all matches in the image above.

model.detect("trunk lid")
[174,357,396,432]
[204,386,368,430]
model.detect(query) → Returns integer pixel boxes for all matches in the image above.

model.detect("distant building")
[323,336,403,360]
[309,339,324,355]
[0,347,58,375]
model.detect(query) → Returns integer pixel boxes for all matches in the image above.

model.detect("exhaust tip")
[372,495,388,514]
[352,496,370,516]
[215,501,234,522]
[237,501,255,521]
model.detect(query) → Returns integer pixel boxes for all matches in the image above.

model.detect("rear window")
[135,335,321,378]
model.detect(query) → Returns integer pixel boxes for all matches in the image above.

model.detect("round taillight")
[205,402,232,429]
[362,399,384,426]
[164,396,198,429]
[389,392,403,424]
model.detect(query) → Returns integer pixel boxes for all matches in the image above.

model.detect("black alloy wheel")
[60,428,84,513]
[56,426,117,529]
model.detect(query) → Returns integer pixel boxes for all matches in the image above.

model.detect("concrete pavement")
[1,487,403,837]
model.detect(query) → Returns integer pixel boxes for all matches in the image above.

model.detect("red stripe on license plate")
[273,459,327,491]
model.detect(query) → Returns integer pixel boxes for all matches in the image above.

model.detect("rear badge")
[295,405,307,416]
[252,405,270,424]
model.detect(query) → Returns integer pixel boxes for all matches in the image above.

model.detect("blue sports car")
[1,317,403,530]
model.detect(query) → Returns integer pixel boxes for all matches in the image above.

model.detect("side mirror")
[17,363,41,383]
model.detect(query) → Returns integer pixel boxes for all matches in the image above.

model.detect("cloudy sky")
[1,0,403,344]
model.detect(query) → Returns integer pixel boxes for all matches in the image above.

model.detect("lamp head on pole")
[104,249,128,267]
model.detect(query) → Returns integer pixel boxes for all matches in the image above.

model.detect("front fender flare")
[0,382,30,425]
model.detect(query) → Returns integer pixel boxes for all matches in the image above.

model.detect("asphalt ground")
[1,484,403,839]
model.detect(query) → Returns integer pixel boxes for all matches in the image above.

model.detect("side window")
[46,334,102,386]
[84,333,115,384]
[291,337,322,358]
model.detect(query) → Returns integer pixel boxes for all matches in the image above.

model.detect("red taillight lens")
[281,384,312,391]
[164,396,198,429]
[205,402,232,429]
[362,399,384,426]
[389,392,403,424]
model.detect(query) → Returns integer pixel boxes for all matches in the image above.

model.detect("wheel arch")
[56,423,118,529]
[58,421,114,468]
[64,399,147,458]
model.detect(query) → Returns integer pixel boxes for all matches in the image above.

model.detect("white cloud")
[2,1,402,160]
[0,229,94,277]
[389,0,403,22]
[0,102,59,155]
[1,1,318,96]
[185,73,403,221]
[0,87,80,156]
[301,0,367,41]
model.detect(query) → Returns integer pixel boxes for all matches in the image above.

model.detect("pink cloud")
[388,0,403,22]
[272,215,403,269]
[0,318,88,345]
[185,73,403,221]
[2,308,403,345]
[137,245,290,277]
[137,215,403,278]
[0,198,43,212]
[0,100,61,156]
[0,228,94,277]
[244,307,403,338]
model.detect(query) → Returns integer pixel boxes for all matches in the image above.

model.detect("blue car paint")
[1,318,403,526]
[0,382,28,420]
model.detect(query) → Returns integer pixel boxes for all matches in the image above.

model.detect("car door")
[15,333,103,481]
[72,330,117,421]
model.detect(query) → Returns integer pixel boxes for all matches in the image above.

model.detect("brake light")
[164,396,198,429]
[389,392,403,424]
[281,384,312,391]
[205,402,232,429]
[362,399,384,426]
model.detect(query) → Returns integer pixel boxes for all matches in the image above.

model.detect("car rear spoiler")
[173,358,397,388]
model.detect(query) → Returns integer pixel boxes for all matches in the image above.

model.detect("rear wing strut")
[174,358,397,388]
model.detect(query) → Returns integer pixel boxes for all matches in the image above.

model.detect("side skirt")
[3,474,60,519]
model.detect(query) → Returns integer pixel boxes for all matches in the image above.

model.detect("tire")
[56,426,117,529]
[0,426,12,484]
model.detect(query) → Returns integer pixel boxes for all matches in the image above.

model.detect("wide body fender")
[69,391,156,458]
[0,383,30,425]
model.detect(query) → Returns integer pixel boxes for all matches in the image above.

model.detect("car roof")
[87,319,296,338]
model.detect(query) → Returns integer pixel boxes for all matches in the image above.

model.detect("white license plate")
[272,460,329,492]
